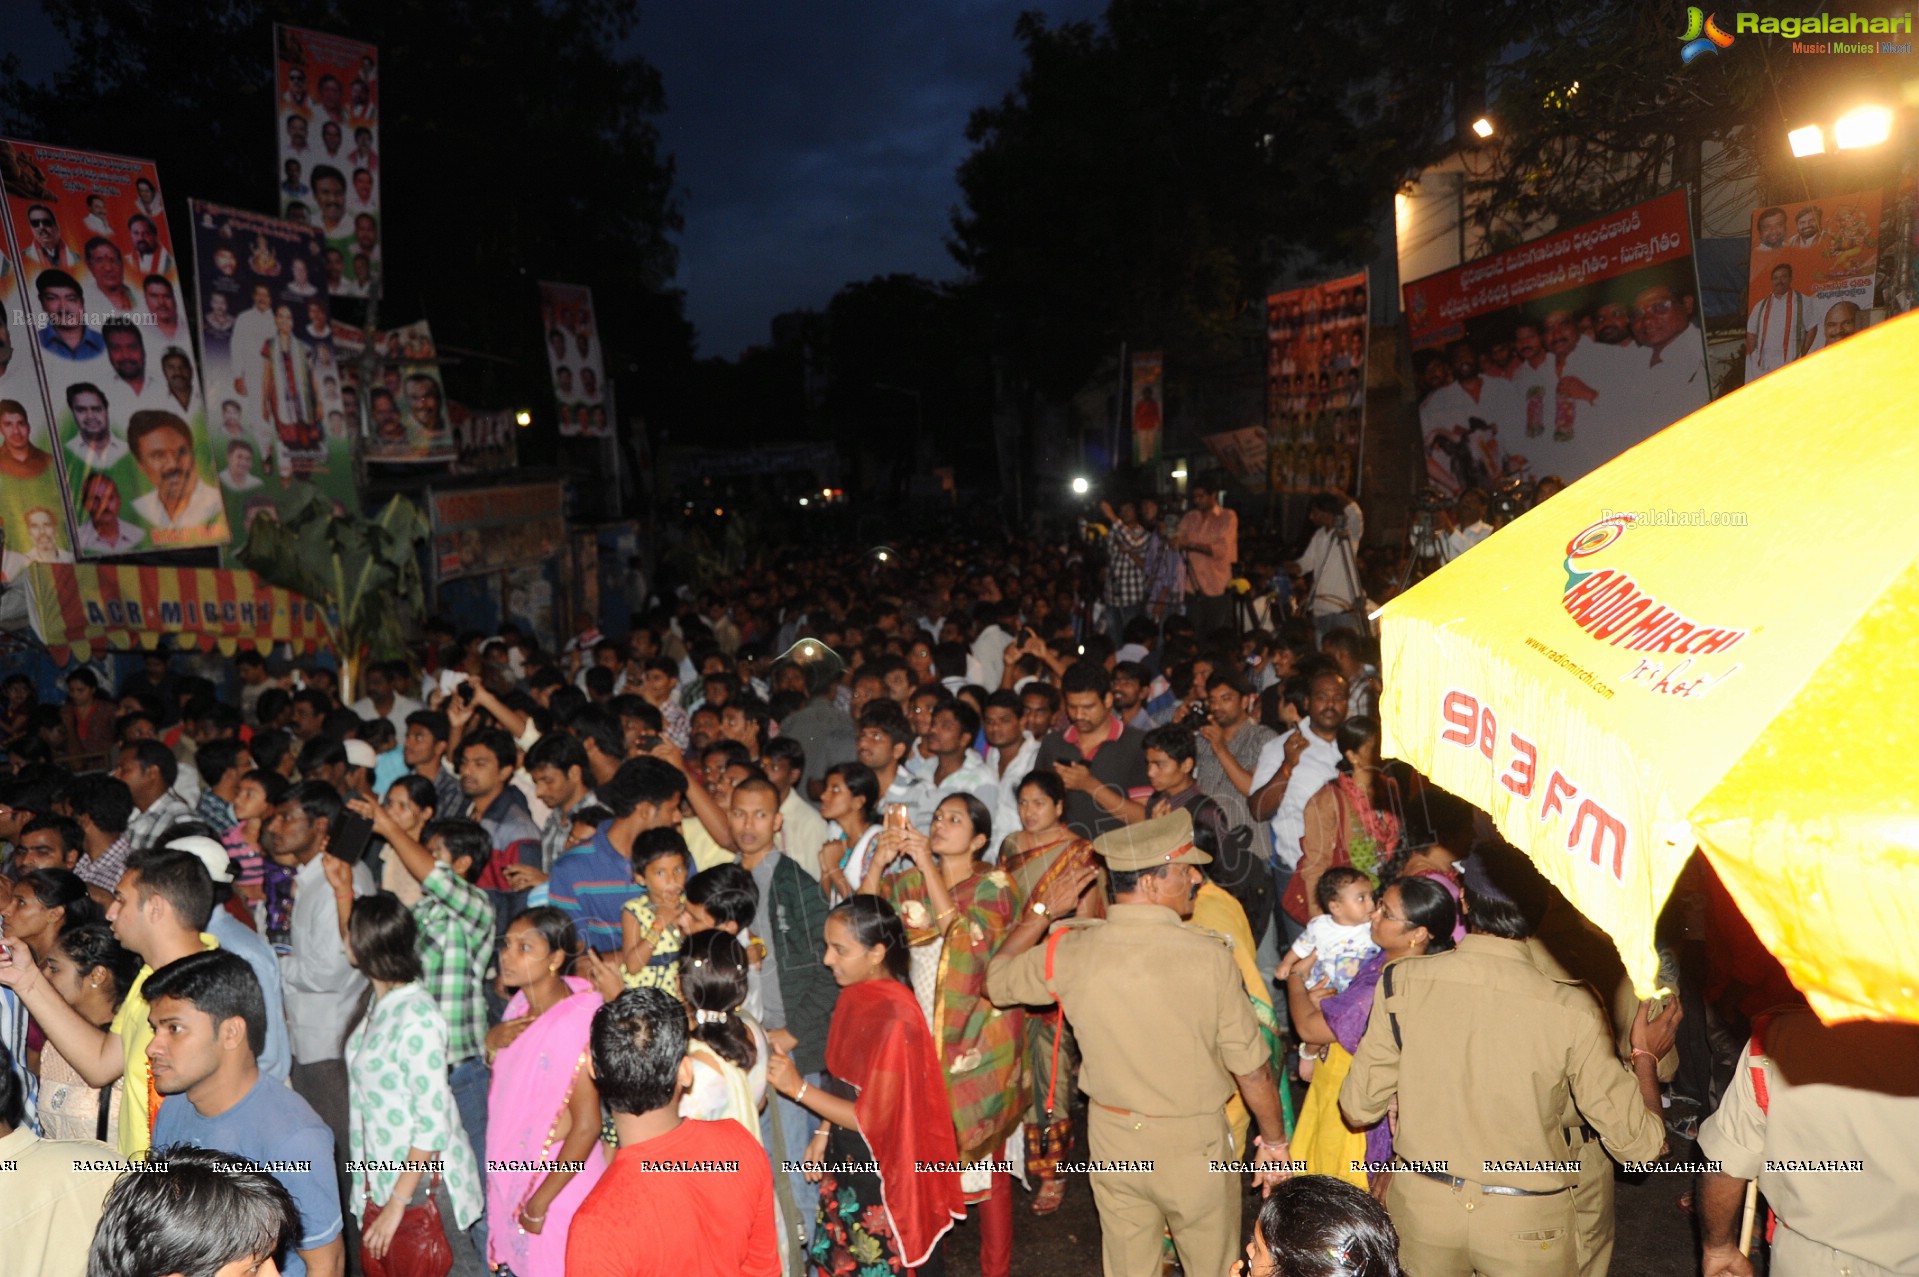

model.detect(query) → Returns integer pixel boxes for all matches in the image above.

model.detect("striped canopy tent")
[21,562,337,665]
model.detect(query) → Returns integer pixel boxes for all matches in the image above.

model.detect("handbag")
[1281,791,1350,925]
[360,1174,453,1277]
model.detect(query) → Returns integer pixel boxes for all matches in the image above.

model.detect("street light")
[1835,105,1893,150]
[1470,117,1495,139]
[1071,476,1090,495]
[1788,125,1827,157]
[514,409,532,427]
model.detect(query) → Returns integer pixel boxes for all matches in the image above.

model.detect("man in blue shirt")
[33,270,106,362]
[146,949,343,1277]
[549,757,686,957]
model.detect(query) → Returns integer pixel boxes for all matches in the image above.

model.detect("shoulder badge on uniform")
[1054,916,1103,932]
[1180,923,1235,949]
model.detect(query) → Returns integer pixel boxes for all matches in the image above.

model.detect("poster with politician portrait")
[360,319,455,463]
[539,281,609,438]
[1402,189,1710,498]
[274,25,380,301]
[188,200,359,557]
[1743,190,1880,384]
[0,232,75,581]
[0,139,229,558]
[1265,271,1367,495]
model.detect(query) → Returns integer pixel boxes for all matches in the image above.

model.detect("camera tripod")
[1392,510,1455,594]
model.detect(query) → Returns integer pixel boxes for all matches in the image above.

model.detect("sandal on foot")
[1032,1182,1068,1215]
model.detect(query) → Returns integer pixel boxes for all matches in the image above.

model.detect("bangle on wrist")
[1630,1048,1659,1064]
[794,1081,809,1104]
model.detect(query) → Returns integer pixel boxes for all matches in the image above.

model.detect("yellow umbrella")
[1378,311,1919,1023]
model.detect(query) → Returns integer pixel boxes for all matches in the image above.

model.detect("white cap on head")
[165,834,235,885]
[344,739,378,769]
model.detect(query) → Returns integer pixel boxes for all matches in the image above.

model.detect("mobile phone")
[885,804,911,833]
[636,734,664,752]
[330,808,376,868]
[457,682,477,704]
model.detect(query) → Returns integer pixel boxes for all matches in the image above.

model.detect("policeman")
[986,809,1291,1277]
[1339,884,1674,1277]
[1695,1006,1919,1277]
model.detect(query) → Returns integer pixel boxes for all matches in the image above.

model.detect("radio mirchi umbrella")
[1377,311,1919,1024]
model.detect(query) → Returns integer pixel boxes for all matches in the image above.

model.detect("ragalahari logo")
[1679,7,1736,62]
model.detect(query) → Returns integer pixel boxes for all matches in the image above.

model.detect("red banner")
[1404,190,1695,345]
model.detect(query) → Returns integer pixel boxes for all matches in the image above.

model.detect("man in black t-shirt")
[1032,662,1152,839]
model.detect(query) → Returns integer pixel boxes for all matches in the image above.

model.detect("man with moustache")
[34,270,105,362]
[1591,300,1634,347]
[142,275,185,342]
[1418,338,1516,493]
[126,215,173,276]
[0,398,53,480]
[103,320,174,419]
[160,347,201,418]
[1544,306,1639,443]
[1753,207,1789,253]
[1805,299,1861,352]
[63,382,126,476]
[1632,284,1710,417]
[75,472,145,555]
[1789,205,1823,250]
[128,410,223,534]
[1744,263,1814,382]
[404,373,445,442]
[2,507,72,578]
[21,205,75,271]
[311,165,350,241]
[82,238,138,314]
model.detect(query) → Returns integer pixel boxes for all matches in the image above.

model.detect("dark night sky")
[635,0,1106,357]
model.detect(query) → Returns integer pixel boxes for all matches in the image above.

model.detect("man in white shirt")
[81,195,112,238]
[1438,488,1495,561]
[926,700,999,821]
[1632,284,1711,420]
[103,322,177,422]
[264,781,376,1173]
[1504,320,1557,440]
[1418,339,1517,494]
[63,383,129,474]
[763,737,829,880]
[1745,263,1814,382]
[1247,668,1349,946]
[348,661,422,736]
[1555,304,1651,441]
[1298,492,1366,640]
[982,690,1040,854]
[128,411,224,537]
[229,285,277,418]
[75,473,146,555]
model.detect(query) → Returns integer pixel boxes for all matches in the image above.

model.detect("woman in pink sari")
[484,907,608,1276]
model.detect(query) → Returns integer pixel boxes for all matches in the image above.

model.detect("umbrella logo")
[1679,7,1735,63]
[1566,514,1635,561]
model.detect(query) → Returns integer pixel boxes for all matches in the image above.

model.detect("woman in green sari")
[863,792,1026,1277]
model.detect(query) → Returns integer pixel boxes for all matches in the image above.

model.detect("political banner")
[539,282,609,438]
[355,320,455,464]
[188,200,359,555]
[1403,189,1709,498]
[0,208,75,581]
[274,25,380,300]
[449,401,519,474]
[1127,350,1163,465]
[428,482,566,581]
[1201,427,1271,488]
[1266,271,1367,495]
[0,139,230,558]
[1743,190,1880,382]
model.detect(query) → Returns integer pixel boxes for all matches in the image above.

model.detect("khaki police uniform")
[1340,934,1664,1277]
[1696,1009,1919,1277]
[985,811,1269,1277]
[1527,902,1677,1277]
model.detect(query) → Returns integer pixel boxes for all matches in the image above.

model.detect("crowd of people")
[0,512,1910,1277]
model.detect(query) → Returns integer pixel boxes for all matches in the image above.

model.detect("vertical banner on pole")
[274,25,381,300]
[1129,350,1162,466]
[539,282,609,438]
[1265,270,1368,496]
